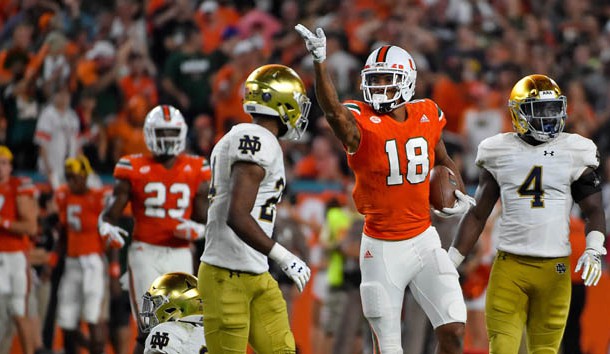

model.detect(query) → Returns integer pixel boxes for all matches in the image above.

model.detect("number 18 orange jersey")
[114,154,211,248]
[344,99,446,241]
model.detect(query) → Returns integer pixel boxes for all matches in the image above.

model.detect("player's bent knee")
[360,282,387,319]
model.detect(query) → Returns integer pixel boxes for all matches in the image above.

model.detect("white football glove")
[98,221,128,249]
[174,218,206,241]
[433,190,476,218]
[575,231,607,286]
[295,24,326,63]
[268,243,311,292]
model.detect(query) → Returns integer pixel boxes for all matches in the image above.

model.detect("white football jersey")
[476,132,599,257]
[144,316,206,354]
[201,123,285,273]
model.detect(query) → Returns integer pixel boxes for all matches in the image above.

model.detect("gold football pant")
[486,251,571,354]
[198,262,296,354]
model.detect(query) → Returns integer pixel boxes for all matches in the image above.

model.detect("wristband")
[448,247,465,267]
[268,243,290,263]
[585,231,607,255]
[109,262,121,278]
[48,252,59,267]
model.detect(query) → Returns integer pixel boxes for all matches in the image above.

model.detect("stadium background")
[2,0,610,353]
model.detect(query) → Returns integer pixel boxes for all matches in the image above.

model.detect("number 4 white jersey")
[476,132,599,257]
[144,316,207,354]
[201,123,285,273]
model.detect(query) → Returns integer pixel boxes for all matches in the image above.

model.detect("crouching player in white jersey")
[198,64,312,353]
[450,74,606,354]
[141,272,207,354]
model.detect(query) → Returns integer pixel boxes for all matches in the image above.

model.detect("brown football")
[429,166,458,211]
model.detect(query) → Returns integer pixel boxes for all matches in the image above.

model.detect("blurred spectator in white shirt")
[34,86,80,190]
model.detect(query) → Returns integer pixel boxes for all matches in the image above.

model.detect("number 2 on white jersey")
[385,137,429,185]
[144,182,190,218]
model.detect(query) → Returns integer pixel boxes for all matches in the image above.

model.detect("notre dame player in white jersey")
[449,74,606,354]
[198,64,312,353]
[141,272,207,354]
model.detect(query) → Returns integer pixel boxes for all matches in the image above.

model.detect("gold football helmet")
[65,155,93,177]
[139,272,202,333]
[243,64,311,140]
[508,74,566,142]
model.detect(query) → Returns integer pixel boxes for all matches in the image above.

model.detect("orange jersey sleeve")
[113,154,211,247]
[57,188,107,257]
[0,177,38,251]
[344,99,446,240]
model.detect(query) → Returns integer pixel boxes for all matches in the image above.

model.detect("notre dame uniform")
[476,131,598,353]
[144,316,207,354]
[199,123,295,352]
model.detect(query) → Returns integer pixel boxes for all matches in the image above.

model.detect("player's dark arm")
[434,137,466,192]
[451,168,500,257]
[227,161,275,254]
[191,181,209,224]
[573,168,606,236]
[102,179,131,224]
[312,61,360,152]
[13,194,39,235]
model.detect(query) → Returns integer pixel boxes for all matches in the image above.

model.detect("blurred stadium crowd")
[1,0,610,353]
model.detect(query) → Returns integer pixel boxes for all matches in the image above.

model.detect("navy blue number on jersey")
[259,178,285,222]
[518,166,544,208]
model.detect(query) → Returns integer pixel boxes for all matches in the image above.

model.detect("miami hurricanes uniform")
[144,316,207,354]
[344,100,466,350]
[114,154,210,322]
[55,186,109,329]
[476,132,598,353]
[0,177,37,316]
[199,123,295,353]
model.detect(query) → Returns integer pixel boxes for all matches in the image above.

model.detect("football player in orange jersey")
[296,25,475,354]
[0,146,40,354]
[99,104,210,354]
[52,156,110,354]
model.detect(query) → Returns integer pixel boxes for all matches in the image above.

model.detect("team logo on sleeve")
[238,135,262,155]
[150,331,170,349]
